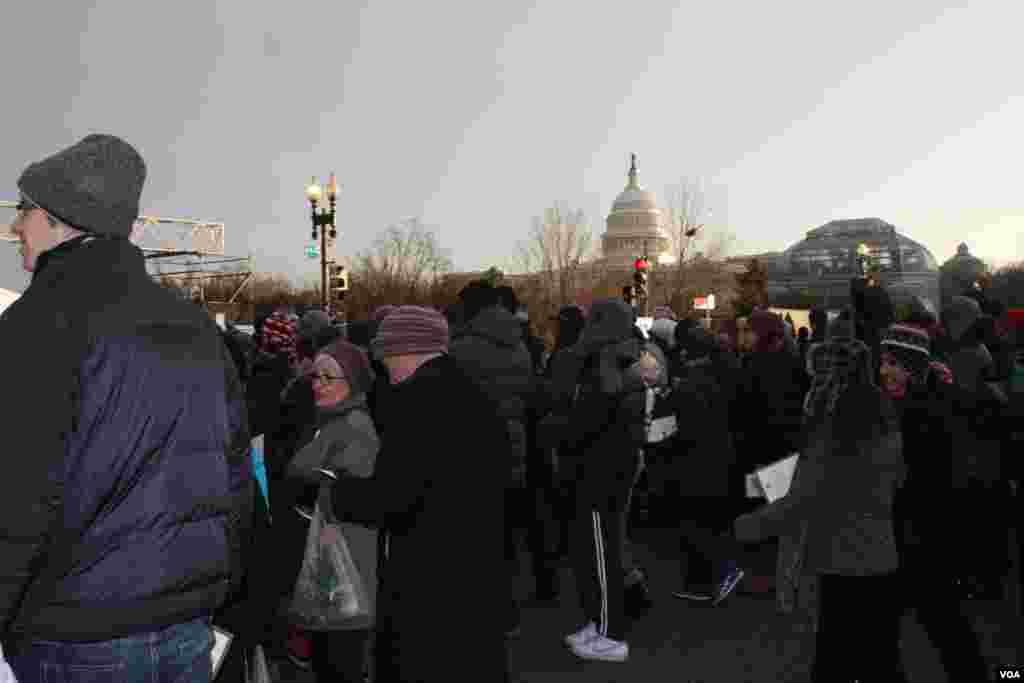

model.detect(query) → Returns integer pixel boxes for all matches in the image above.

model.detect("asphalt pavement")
[273,524,1022,682]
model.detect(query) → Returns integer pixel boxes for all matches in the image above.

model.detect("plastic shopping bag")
[0,643,18,683]
[244,645,272,683]
[286,497,371,630]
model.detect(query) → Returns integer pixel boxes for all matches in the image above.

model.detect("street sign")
[693,294,716,310]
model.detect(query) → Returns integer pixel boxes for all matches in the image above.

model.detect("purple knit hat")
[372,305,398,323]
[372,306,449,359]
[653,305,676,321]
[319,338,376,395]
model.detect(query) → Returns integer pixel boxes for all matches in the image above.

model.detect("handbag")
[285,489,371,630]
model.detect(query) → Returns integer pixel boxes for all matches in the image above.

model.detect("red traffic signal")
[634,257,650,271]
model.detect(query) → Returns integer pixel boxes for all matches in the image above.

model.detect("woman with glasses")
[267,338,380,683]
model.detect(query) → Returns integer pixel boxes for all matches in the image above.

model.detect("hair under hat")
[17,134,146,238]
[372,306,449,359]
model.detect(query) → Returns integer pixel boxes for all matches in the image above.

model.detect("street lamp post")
[305,174,339,311]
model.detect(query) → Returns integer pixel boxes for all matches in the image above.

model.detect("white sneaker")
[563,622,598,649]
[571,634,629,662]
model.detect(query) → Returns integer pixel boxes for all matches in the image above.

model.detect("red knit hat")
[371,306,449,359]
[258,310,297,364]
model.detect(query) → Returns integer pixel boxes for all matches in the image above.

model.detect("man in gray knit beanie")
[10,134,145,274]
[2,135,252,682]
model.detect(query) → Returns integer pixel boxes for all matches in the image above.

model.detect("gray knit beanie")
[298,310,332,341]
[942,296,983,344]
[17,134,146,238]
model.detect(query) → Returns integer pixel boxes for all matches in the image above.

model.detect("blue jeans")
[8,618,213,683]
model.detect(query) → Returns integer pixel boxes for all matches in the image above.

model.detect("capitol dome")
[611,188,660,213]
[601,155,673,269]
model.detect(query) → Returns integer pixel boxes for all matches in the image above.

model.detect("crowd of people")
[1,134,1021,683]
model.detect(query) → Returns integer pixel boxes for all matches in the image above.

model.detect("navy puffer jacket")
[0,236,251,642]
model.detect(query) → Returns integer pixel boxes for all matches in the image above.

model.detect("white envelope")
[754,454,800,503]
[744,472,765,498]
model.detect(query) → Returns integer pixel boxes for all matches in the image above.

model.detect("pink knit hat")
[372,304,398,323]
[371,306,449,359]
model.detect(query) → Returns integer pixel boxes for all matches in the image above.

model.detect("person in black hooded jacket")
[538,298,648,663]
[543,305,588,562]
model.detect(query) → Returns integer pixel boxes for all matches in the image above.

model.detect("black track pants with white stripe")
[571,490,629,642]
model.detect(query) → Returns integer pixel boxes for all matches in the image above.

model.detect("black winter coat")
[328,355,507,682]
[671,354,740,499]
[733,350,809,472]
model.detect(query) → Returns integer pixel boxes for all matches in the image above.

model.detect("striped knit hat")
[881,323,931,381]
[257,310,298,364]
[372,305,398,323]
[372,306,449,359]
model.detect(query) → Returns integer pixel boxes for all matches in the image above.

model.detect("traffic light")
[329,263,348,302]
[633,257,650,300]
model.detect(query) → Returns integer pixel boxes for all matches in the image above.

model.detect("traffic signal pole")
[634,255,651,317]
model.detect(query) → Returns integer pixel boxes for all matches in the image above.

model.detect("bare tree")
[662,176,735,306]
[348,217,453,315]
[513,202,594,308]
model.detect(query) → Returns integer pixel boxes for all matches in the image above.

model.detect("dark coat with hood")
[0,236,251,643]
[670,326,740,499]
[733,346,810,471]
[449,304,535,486]
[538,299,648,501]
[327,354,507,682]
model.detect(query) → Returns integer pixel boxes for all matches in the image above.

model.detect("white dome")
[612,188,660,213]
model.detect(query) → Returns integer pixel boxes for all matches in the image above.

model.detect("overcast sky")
[2,0,1022,293]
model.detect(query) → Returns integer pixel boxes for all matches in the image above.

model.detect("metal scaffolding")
[2,201,252,304]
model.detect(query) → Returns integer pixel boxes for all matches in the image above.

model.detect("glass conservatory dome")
[765,218,941,311]
[783,218,938,277]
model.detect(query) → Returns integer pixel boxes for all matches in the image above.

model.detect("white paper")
[744,472,765,498]
[0,643,18,683]
[210,626,234,680]
[754,454,799,503]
